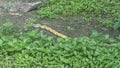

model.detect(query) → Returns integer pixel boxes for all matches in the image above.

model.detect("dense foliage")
[38,0,120,29]
[0,24,120,67]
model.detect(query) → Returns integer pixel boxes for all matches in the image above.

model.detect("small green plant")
[91,30,117,43]
[113,22,120,30]
[0,21,22,37]
[5,1,15,11]
[0,22,13,35]
[117,35,120,40]
[99,19,113,28]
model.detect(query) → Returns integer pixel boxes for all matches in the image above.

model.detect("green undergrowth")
[37,0,120,29]
[0,24,120,67]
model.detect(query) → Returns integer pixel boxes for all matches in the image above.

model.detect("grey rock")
[19,2,42,12]
[0,1,45,12]
[0,3,7,9]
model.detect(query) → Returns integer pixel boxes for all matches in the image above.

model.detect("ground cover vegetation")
[0,0,120,67]
[38,0,120,29]
[0,21,120,68]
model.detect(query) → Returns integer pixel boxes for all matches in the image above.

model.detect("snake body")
[33,24,67,39]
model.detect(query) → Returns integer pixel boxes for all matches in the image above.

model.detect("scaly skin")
[33,24,68,39]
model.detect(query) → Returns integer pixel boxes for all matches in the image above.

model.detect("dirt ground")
[0,0,120,38]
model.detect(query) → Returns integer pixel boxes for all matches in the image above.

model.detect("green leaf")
[113,22,120,30]
[0,39,3,44]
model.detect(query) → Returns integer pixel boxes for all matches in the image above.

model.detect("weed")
[113,22,120,30]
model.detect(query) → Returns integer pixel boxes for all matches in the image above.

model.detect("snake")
[33,24,68,39]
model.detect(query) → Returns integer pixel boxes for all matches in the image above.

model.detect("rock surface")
[18,2,42,12]
[0,1,45,12]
